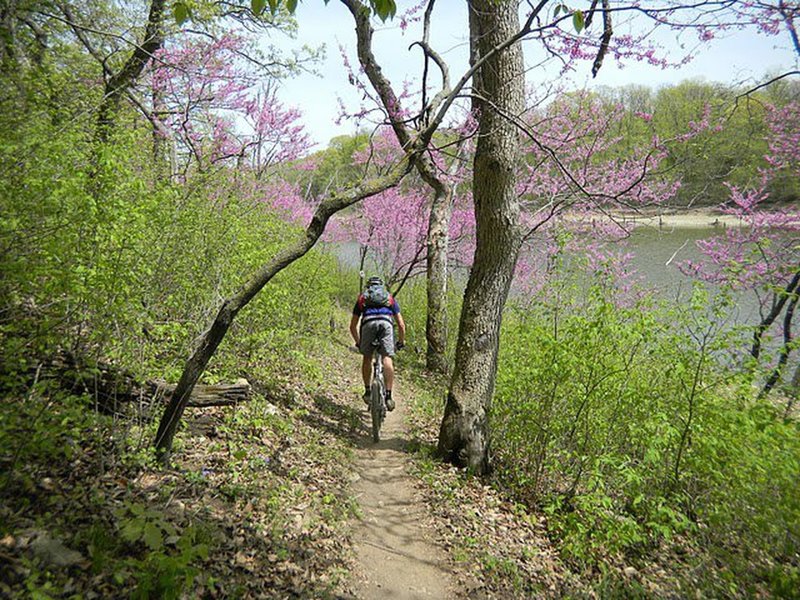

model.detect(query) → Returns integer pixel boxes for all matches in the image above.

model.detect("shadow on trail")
[354,432,407,452]
[301,390,416,458]
[306,392,365,444]
[251,372,420,457]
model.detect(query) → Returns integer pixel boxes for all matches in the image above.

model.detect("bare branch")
[419,0,548,147]
[408,0,451,124]
[736,70,800,100]
[591,0,613,78]
[340,0,413,150]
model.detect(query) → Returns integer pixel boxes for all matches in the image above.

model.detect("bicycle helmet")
[367,276,384,286]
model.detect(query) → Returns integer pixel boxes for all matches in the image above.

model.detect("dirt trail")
[348,395,457,600]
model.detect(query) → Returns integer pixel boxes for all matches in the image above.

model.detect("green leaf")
[121,518,144,543]
[572,9,584,33]
[143,522,163,550]
[267,0,278,14]
[195,544,209,560]
[252,0,266,15]
[287,0,298,13]
[371,0,396,21]
[554,4,562,17]
[172,1,190,24]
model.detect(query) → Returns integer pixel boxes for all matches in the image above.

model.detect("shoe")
[362,392,370,405]
[385,395,395,411]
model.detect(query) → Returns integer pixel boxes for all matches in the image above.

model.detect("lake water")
[626,225,762,327]
[331,224,765,329]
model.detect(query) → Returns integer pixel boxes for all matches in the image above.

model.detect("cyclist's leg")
[383,355,394,391]
[375,321,397,410]
[361,355,372,389]
[382,355,396,411]
[383,356,394,392]
[359,321,380,401]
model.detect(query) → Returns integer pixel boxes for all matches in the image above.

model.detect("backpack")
[363,281,390,308]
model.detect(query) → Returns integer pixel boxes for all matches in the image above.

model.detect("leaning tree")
[154,0,799,470]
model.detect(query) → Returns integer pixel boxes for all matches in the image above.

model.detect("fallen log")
[31,351,251,413]
[151,378,251,408]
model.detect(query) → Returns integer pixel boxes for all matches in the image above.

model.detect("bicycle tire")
[370,380,383,442]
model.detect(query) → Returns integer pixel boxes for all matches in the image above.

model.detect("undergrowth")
[491,282,800,597]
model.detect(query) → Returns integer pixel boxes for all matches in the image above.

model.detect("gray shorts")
[359,319,395,357]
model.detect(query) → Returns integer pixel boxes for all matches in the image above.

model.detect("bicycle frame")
[369,345,386,443]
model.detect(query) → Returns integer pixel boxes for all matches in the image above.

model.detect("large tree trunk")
[154,163,410,461]
[437,0,525,474]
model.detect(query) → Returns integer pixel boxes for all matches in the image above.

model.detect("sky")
[270,2,799,149]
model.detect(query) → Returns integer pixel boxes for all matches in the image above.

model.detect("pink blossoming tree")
[682,101,800,405]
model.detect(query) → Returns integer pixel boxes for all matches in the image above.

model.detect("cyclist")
[350,276,406,411]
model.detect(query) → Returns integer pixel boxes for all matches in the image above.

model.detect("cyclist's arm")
[395,312,406,345]
[349,314,360,346]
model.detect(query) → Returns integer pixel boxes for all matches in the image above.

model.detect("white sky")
[270,2,799,149]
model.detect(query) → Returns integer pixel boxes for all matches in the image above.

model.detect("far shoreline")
[605,208,744,229]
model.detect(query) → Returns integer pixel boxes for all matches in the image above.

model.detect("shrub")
[493,279,800,592]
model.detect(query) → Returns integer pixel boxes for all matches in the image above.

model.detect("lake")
[627,224,762,327]
[330,222,765,329]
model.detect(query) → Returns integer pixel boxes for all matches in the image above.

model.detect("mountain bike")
[367,340,386,443]
[351,340,402,442]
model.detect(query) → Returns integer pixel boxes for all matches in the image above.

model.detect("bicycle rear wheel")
[370,381,383,442]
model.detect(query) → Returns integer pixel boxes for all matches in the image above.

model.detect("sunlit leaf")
[121,518,144,543]
[573,9,585,33]
[287,0,298,13]
[371,0,396,22]
[251,0,266,15]
[172,1,190,25]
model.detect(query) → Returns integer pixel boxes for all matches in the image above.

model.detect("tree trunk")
[154,163,411,461]
[751,267,800,360]
[760,287,798,398]
[437,0,525,474]
[95,0,166,144]
[784,361,800,418]
[421,158,454,374]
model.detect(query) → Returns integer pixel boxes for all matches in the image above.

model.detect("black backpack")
[363,281,390,308]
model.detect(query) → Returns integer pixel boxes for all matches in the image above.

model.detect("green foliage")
[0,86,348,388]
[493,276,800,592]
[390,277,464,370]
[0,390,100,472]
[594,80,798,207]
[113,502,209,599]
[173,1,190,24]
[222,0,397,22]
[298,132,370,199]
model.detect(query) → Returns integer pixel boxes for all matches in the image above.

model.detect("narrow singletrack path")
[349,394,457,599]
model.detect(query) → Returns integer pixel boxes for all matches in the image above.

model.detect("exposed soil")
[347,394,458,599]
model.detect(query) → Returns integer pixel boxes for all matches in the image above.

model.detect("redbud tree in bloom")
[682,100,800,401]
[510,90,681,299]
[149,33,310,176]
[317,127,475,294]
[147,30,317,258]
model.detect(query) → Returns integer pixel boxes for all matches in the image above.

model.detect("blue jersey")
[353,294,400,324]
